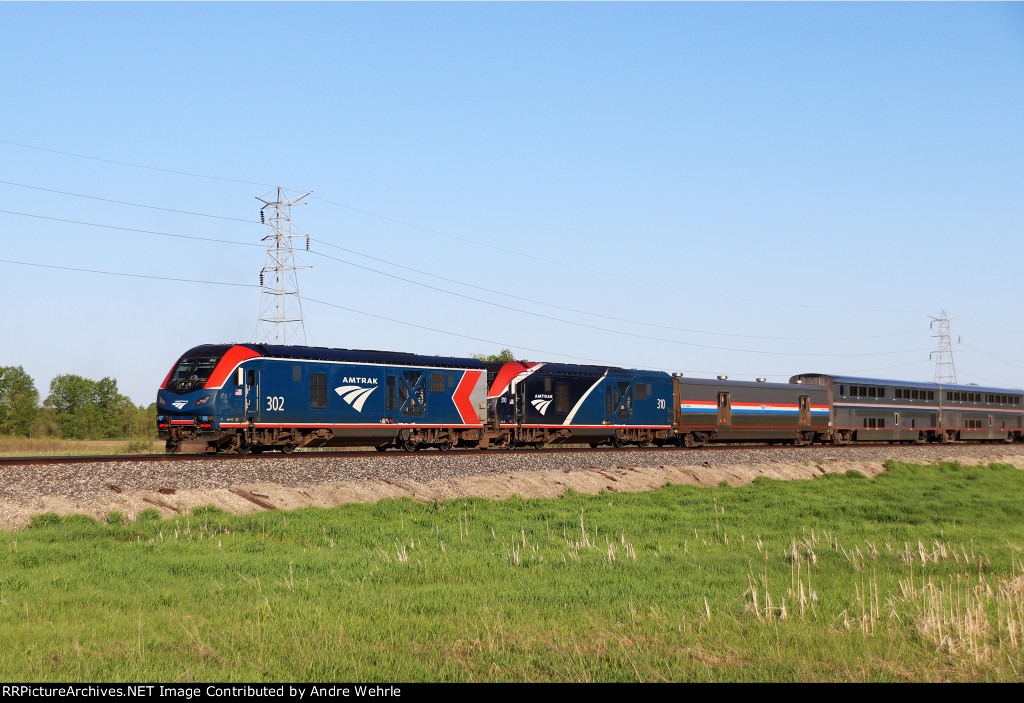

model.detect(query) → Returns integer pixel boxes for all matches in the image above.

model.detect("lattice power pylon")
[929,310,960,384]
[254,186,313,345]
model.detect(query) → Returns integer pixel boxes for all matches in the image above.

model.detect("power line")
[2,137,929,314]
[0,257,257,288]
[954,368,1021,388]
[0,254,933,379]
[308,247,930,357]
[309,237,924,342]
[313,193,919,313]
[0,179,259,224]
[0,139,277,188]
[961,343,1024,371]
[0,207,925,346]
[0,208,261,248]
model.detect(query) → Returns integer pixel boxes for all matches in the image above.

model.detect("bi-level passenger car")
[789,373,1024,443]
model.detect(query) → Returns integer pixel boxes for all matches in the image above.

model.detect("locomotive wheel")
[375,444,389,452]
[438,439,454,452]
[589,442,601,449]
[683,433,704,448]
[281,444,296,454]
[236,445,250,455]
[653,439,665,447]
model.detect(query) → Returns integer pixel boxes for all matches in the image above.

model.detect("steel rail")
[0,441,987,468]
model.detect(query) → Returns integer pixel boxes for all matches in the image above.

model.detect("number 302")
[266,396,285,412]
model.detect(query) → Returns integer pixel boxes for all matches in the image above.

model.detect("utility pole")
[929,310,960,384]
[254,186,312,346]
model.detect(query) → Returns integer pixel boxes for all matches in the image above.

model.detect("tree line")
[0,366,156,439]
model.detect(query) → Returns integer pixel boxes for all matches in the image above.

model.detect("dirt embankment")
[3,447,1023,531]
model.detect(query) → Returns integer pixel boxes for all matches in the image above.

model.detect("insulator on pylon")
[306,235,310,251]
[260,210,265,224]
[259,269,264,286]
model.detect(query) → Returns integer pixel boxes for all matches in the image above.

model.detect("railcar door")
[798,395,811,428]
[717,392,731,427]
[244,369,261,422]
[605,380,633,424]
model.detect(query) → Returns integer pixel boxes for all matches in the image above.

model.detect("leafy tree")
[45,374,99,439]
[45,374,141,439]
[471,349,517,362]
[0,366,39,436]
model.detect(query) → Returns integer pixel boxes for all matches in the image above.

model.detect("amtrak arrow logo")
[531,398,552,415]
[336,385,377,412]
[172,400,188,410]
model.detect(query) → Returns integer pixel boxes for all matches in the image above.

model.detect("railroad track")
[0,441,990,467]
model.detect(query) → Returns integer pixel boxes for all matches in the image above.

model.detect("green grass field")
[1,460,1022,682]
[0,437,164,457]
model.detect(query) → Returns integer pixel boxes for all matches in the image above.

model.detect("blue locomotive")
[157,343,1024,453]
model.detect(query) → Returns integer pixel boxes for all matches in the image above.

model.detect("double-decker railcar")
[790,373,1024,443]
[158,343,488,453]
[938,383,1024,442]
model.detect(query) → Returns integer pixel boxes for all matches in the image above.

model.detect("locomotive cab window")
[169,353,223,392]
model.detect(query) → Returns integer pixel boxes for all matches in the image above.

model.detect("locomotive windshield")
[168,352,223,393]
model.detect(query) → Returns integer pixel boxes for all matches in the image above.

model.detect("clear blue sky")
[1,2,1023,405]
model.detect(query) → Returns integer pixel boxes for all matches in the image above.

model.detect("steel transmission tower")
[254,187,313,345]
[929,310,960,384]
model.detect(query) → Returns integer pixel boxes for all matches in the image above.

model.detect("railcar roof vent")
[756,378,767,383]
[717,375,728,380]
[672,372,683,378]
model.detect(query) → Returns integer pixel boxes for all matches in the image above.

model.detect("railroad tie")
[227,487,277,510]
[142,496,179,513]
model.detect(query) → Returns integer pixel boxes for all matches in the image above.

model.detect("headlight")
[195,394,211,406]
[158,395,168,406]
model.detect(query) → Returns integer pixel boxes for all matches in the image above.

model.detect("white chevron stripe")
[564,371,608,425]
